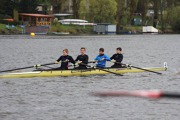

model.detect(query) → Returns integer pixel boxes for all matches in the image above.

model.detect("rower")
[110,47,123,68]
[75,47,89,69]
[94,48,110,68]
[55,49,75,70]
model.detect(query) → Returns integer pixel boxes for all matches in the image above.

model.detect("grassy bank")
[0,24,8,33]
[0,23,22,34]
[122,26,142,33]
[49,24,94,34]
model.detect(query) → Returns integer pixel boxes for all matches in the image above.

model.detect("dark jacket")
[57,55,75,69]
[110,53,123,67]
[75,54,89,69]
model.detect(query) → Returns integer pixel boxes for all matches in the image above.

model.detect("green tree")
[116,0,126,33]
[151,0,161,28]
[19,0,38,13]
[165,5,180,32]
[79,0,117,23]
[127,0,139,25]
[0,0,14,18]
[79,0,89,20]
[50,0,67,13]
[137,0,149,25]
[168,6,180,32]
[73,0,82,19]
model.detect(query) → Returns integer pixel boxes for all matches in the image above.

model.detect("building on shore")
[19,13,54,34]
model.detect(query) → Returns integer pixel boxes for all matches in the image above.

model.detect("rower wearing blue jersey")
[94,48,110,68]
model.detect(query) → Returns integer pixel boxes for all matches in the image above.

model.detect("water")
[0,35,180,120]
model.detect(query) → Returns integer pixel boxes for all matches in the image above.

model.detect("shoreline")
[0,32,179,36]
[0,24,179,35]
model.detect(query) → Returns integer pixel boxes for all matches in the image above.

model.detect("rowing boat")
[0,64,167,78]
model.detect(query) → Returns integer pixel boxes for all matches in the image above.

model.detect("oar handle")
[88,60,98,63]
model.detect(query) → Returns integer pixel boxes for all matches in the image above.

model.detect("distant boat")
[51,32,70,35]
[53,13,73,17]
[58,19,96,26]
[142,26,158,33]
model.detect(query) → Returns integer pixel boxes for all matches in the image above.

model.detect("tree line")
[0,0,180,32]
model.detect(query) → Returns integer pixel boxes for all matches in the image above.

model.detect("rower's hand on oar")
[65,59,69,62]
[77,61,82,64]
[110,59,116,62]
[101,58,105,61]
[75,62,79,66]
[91,60,97,63]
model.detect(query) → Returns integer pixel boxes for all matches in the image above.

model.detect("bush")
[167,7,180,32]
[0,14,12,19]
[50,23,93,34]
[171,18,180,32]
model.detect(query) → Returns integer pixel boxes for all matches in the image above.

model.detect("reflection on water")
[0,35,180,120]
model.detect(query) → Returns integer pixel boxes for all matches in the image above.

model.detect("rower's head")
[63,49,68,56]
[99,48,104,55]
[116,47,122,54]
[80,47,86,55]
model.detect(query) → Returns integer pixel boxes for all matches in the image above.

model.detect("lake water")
[0,35,180,120]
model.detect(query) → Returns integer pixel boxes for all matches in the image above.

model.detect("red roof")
[19,13,54,18]
[3,19,14,22]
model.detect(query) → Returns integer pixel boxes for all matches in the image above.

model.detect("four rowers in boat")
[55,47,123,70]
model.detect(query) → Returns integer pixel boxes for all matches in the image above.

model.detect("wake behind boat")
[0,63,167,78]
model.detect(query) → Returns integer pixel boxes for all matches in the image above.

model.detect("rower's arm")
[104,54,111,61]
[110,54,115,60]
[94,56,99,61]
[56,56,62,62]
[69,56,75,64]
[75,55,79,62]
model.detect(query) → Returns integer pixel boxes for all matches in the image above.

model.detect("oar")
[0,62,55,73]
[80,63,123,76]
[111,61,162,75]
[88,60,98,63]
[92,90,180,99]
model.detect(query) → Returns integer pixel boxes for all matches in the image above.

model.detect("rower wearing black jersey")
[55,49,75,70]
[75,47,89,69]
[110,47,123,68]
